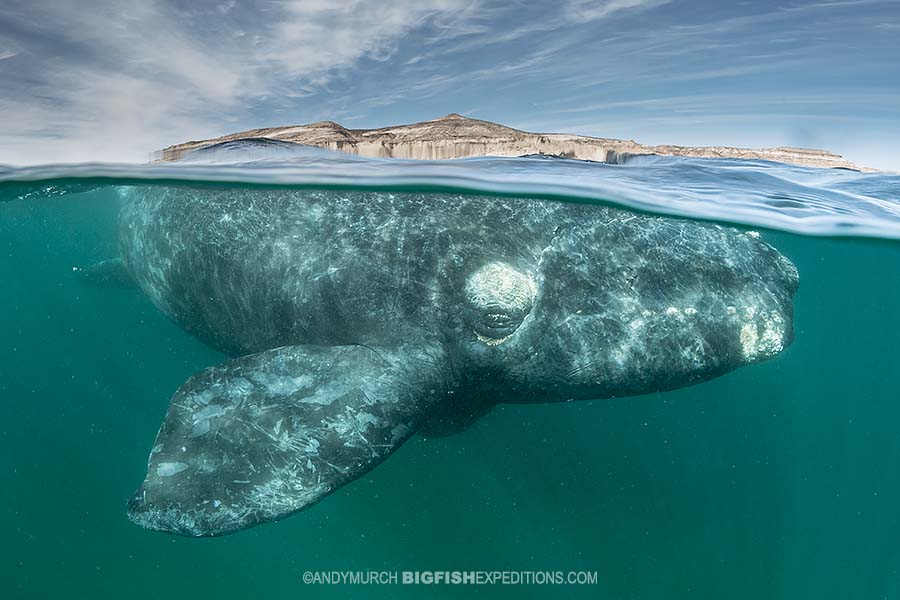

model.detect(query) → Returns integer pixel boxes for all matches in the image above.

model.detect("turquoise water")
[2,152,900,598]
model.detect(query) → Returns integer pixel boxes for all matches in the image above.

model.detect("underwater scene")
[3,150,900,599]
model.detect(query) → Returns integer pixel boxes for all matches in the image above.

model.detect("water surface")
[2,149,900,598]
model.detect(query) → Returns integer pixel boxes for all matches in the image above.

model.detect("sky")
[0,0,898,169]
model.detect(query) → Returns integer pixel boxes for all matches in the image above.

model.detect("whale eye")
[464,262,536,344]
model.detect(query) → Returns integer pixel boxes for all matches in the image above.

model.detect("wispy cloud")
[563,0,671,20]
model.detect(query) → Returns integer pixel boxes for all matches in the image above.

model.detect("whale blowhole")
[464,261,537,344]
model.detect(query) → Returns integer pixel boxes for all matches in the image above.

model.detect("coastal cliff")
[157,113,864,170]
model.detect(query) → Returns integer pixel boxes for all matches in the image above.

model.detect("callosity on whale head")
[120,188,798,536]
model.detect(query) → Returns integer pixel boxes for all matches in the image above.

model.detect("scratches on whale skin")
[565,359,605,380]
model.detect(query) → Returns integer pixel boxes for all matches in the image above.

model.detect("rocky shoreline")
[157,113,865,171]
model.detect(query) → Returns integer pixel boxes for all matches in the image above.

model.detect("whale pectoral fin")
[127,342,450,536]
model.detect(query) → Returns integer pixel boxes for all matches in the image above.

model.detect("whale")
[120,187,799,536]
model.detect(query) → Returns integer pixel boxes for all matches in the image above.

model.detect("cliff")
[156,113,864,170]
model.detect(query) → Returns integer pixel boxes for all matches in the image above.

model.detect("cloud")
[264,1,483,77]
[563,0,671,21]
[0,34,21,62]
[0,0,487,163]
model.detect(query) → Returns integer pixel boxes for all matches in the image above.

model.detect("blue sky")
[1,0,898,168]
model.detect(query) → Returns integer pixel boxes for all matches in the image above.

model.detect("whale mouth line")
[473,311,524,341]
[475,330,514,346]
[484,312,517,328]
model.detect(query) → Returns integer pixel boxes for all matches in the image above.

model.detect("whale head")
[451,217,799,401]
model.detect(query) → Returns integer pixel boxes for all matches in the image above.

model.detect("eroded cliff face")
[157,113,864,170]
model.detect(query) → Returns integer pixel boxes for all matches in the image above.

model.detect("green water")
[3,187,900,599]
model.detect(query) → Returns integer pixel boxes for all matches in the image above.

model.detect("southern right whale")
[118,188,799,536]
